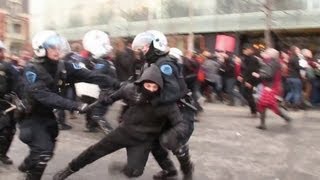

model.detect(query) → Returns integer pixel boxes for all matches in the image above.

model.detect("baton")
[179,99,198,112]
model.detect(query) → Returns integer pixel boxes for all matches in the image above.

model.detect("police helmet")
[132,30,168,55]
[32,30,70,58]
[82,30,112,59]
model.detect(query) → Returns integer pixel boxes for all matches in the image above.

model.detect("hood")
[135,64,163,89]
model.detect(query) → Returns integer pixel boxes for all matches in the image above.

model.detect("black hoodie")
[107,64,186,141]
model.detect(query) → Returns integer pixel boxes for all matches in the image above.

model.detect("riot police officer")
[0,40,18,165]
[131,30,195,180]
[80,30,116,133]
[18,30,119,180]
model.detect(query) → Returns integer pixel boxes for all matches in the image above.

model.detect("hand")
[99,95,114,105]
[237,76,243,82]
[245,82,252,89]
[265,87,272,92]
[252,72,260,78]
[77,103,89,114]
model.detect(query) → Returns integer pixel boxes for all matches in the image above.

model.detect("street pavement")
[1,102,320,180]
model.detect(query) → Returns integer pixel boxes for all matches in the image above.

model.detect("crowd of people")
[1,28,320,180]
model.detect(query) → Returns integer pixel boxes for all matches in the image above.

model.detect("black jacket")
[109,83,185,141]
[242,54,261,86]
[149,55,187,106]
[288,55,301,78]
[220,57,235,78]
[22,58,119,118]
[0,61,20,97]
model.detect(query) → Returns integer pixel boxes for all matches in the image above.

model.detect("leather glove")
[99,95,114,105]
[77,103,89,114]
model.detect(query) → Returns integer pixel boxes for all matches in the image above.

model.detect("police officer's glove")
[77,103,89,114]
[3,94,12,101]
[98,94,114,105]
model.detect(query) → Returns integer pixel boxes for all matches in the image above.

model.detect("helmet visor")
[131,32,153,52]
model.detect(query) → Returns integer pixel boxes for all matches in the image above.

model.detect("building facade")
[31,0,320,53]
[0,0,30,54]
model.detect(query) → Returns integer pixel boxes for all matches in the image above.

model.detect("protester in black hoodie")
[53,64,187,180]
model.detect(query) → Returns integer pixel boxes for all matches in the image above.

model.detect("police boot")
[278,108,292,123]
[0,136,13,165]
[0,155,13,165]
[53,166,75,180]
[26,172,42,180]
[175,145,194,180]
[153,159,178,180]
[18,161,29,172]
[59,123,72,130]
[97,119,113,134]
[256,111,267,130]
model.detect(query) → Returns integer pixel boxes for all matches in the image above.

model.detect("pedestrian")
[240,44,261,117]
[254,48,292,130]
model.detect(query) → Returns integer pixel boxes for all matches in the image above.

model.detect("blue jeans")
[225,78,236,102]
[285,78,302,105]
[311,78,320,105]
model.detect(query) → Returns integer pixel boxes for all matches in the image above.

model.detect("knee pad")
[34,151,53,170]
[173,144,189,157]
[123,166,144,178]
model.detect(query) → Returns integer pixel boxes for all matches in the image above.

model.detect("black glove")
[77,103,89,114]
[98,94,114,105]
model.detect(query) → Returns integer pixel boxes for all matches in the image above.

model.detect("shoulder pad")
[25,71,37,83]
[72,62,83,70]
[95,63,105,70]
[160,64,173,75]
[0,70,5,76]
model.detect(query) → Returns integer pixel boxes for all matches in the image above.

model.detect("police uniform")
[18,57,119,180]
[145,52,195,179]
[53,64,187,180]
[0,60,19,165]
[81,55,117,132]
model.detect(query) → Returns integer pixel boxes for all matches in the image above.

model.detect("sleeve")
[23,66,79,110]
[0,64,7,96]
[151,61,181,106]
[159,104,189,151]
[65,62,120,89]
[259,60,279,80]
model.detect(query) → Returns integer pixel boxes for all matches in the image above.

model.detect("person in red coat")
[253,48,292,130]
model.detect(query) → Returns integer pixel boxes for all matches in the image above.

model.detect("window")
[13,23,22,34]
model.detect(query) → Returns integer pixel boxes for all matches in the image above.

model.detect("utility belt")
[2,92,33,122]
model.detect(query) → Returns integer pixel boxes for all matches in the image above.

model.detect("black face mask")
[140,85,159,99]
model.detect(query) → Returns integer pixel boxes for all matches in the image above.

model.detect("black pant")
[0,111,15,156]
[242,86,257,114]
[0,125,15,157]
[68,127,152,177]
[81,96,100,130]
[152,105,195,171]
[19,117,58,179]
